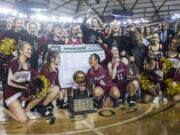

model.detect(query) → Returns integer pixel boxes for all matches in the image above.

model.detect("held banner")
[51,44,105,88]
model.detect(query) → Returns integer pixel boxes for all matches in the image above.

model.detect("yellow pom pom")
[139,73,154,91]
[34,75,50,98]
[0,38,16,55]
[165,79,180,97]
[160,57,173,72]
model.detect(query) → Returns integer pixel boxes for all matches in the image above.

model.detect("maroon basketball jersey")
[86,66,114,90]
[40,66,61,88]
[113,61,127,84]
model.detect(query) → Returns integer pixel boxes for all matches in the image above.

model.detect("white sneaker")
[26,112,37,120]
[152,97,160,104]
[0,107,6,122]
[163,97,168,103]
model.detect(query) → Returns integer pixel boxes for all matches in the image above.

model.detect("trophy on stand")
[69,71,95,115]
[72,71,88,98]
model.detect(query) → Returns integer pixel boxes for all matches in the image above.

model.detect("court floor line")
[55,104,154,135]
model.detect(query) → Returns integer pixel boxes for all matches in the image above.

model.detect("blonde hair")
[17,41,31,56]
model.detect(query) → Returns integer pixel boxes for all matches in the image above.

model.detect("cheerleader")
[166,38,180,64]
[86,53,120,108]
[2,42,41,123]
[148,33,163,56]
[163,38,180,80]
[39,51,61,117]
[108,46,139,106]
[143,51,163,104]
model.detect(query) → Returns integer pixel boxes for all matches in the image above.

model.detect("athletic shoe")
[127,96,136,106]
[152,97,160,104]
[93,98,103,109]
[40,106,54,117]
[113,100,120,107]
[46,103,54,112]
[129,100,136,106]
[26,111,37,120]
[163,97,168,103]
[0,107,6,122]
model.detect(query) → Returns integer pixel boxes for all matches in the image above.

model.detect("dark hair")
[17,41,31,56]
[45,51,59,68]
[90,53,101,64]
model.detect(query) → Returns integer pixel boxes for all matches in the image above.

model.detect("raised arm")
[108,62,117,80]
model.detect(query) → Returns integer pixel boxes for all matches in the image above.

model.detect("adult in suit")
[159,21,175,54]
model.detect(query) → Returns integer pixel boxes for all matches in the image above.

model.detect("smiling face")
[112,22,120,33]
[15,19,23,32]
[144,27,151,36]
[111,46,119,58]
[6,17,14,30]
[53,55,61,65]
[28,23,38,36]
[20,43,32,59]
[170,39,178,50]
[89,55,99,68]
[151,33,159,44]
[46,23,54,33]
[91,18,100,30]
[53,26,61,37]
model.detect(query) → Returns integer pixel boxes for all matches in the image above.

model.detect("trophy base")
[69,97,96,115]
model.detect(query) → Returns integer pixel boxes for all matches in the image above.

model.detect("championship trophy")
[69,71,95,115]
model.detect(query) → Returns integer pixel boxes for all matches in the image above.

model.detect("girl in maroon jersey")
[86,53,120,108]
[2,41,42,123]
[39,51,61,117]
[108,46,139,106]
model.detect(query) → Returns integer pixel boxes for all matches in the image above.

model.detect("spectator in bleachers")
[159,21,175,54]
[21,21,40,71]
[67,24,83,45]
[81,9,103,44]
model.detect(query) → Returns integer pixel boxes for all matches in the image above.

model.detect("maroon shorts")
[95,83,117,97]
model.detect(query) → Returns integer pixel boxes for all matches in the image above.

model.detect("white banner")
[51,44,105,88]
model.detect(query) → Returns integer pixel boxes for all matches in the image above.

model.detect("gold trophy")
[69,71,94,115]
[72,71,87,98]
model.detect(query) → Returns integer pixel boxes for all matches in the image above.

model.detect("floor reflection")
[0,101,179,135]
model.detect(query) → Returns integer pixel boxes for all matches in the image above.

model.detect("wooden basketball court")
[0,100,180,135]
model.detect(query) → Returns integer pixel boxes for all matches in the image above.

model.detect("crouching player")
[86,53,120,108]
